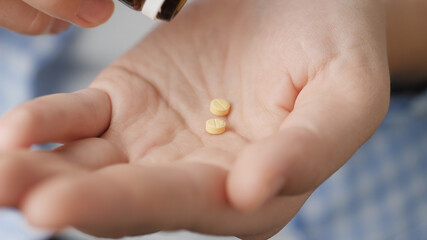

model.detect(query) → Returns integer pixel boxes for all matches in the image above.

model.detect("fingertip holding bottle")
[77,0,115,26]
[49,20,70,34]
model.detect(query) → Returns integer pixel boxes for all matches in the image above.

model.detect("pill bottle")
[118,0,187,21]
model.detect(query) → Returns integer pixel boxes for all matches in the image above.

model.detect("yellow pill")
[205,118,226,135]
[210,98,231,116]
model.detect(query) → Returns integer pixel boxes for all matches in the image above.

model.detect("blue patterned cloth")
[1,27,427,240]
[280,91,427,240]
[0,208,52,240]
[0,28,73,116]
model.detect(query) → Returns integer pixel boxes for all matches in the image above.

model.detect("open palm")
[0,0,390,239]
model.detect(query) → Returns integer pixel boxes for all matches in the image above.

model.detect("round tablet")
[210,98,231,116]
[205,119,226,135]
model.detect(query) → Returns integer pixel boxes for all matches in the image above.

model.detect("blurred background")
[1,1,426,240]
[35,1,152,96]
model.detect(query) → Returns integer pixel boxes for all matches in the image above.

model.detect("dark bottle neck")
[157,0,187,21]
[119,0,145,11]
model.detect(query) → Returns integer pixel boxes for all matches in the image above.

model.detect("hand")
[0,0,114,35]
[0,0,390,238]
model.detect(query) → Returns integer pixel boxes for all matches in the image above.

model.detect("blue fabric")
[280,91,427,240]
[0,208,52,240]
[0,28,73,116]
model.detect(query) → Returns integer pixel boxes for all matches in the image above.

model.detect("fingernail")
[77,0,112,25]
[49,20,70,34]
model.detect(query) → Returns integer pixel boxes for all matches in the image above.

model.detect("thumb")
[227,68,390,212]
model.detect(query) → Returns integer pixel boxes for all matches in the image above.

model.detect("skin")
[0,0,390,239]
[383,0,427,84]
[0,0,114,34]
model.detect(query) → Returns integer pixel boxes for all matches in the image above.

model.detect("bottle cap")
[142,0,165,19]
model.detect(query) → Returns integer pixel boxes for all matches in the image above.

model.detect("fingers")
[0,0,113,35]
[54,138,127,169]
[0,88,112,150]
[0,138,125,208]
[0,151,85,207]
[228,69,390,212]
[22,0,114,28]
[228,127,329,212]
[21,162,307,238]
[0,0,55,34]
[22,164,211,237]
